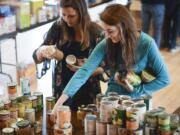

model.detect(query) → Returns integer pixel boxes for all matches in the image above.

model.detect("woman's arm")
[131,39,171,98]
[52,39,107,113]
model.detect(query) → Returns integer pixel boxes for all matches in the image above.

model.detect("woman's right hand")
[36,45,56,61]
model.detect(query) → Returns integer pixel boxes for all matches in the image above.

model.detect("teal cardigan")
[63,32,170,98]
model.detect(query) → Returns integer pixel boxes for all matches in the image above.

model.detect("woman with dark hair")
[52,4,170,114]
[33,0,104,111]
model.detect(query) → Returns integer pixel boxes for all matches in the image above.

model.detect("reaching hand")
[114,72,134,92]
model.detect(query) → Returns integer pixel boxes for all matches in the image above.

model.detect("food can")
[57,105,71,129]
[20,77,30,96]
[102,96,119,108]
[46,96,55,112]
[107,91,119,97]
[96,119,107,135]
[54,124,72,135]
[158,112,170,126]
[119,95,131,104]
[33,91,43,111]
[107,124,118,135]
[122,100,134,108]
[25,108,35,124]
[10,107,18,119]
[7,82,17,100]
[126,118,139,130]
[113,105,126,127]
[2,127,14,135]
[84,114,96,134]
[23,100,32,109]
[16,120,31,135]
[0,110,10,129]
[100,100,114,123]
[96,93,105,110]
[28,96,38,111]
[46,110,55,129]
[134,103,147,123]
[3,100,11,110]
[141,95,152,111]
[18,103,25,118]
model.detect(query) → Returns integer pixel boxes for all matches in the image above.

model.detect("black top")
[141,0,164,4]
[33,21,104,111]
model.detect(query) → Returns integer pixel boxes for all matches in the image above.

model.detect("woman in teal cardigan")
[52,4,170,114]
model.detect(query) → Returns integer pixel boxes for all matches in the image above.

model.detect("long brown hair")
[60,0,91,50]
[100,4,138,69]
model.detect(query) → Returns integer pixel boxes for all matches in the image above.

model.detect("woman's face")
[100,21,120,43]
[61,7,79,27]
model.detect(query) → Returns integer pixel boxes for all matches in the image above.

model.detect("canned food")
[141,95,152,111]
[57,105,71,129]
[107,91,119,97]
[25,108,35,124]
[29,96,37,111]
[46,97,55,112]
[126,118,139,130]
[23,100,32,109]
[54,124,72,135]
[18,103,25,118]
[158,112,170,126]
[0,110,10,129]
[3,100,11,110]
[2,127,14,135]
[100,100,114,123]
[96,119,107,135]
[134,103,146,123]
[122,100,134,107]
[33,91,43,111]
[20,77,30,96]
[7,82,17,100]
[114,105,126,127]
[10,107,18,119]
[96,93,105,110]
[102,96,119,108]
[46,110,55,129]
[119,95,131,104]
[84,114,96,134]
[16,120,31,135]
[107,124,118,135]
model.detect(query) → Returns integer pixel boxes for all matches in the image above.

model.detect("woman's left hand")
[114,72,134,92]
[66,64,81,72]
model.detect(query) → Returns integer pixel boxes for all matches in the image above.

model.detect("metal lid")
[46,96,55,101]
[29,96,37,100]
[0,110,10,115]
[16,120,30,128]
[2,127,14,133]
[25,108,35,113]
[7,82,17,87]
[33,91,43,96]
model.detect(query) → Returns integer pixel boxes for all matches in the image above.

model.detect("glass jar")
[16,120,31,135]
[2,127,14,135]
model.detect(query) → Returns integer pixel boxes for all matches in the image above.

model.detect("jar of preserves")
[16,120,31,135]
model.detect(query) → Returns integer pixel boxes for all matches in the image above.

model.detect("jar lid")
[16,120,30,128]
[25,108,35,113]
[46,96,55,101]
[0,110,10,115]
[7,82,17,87]
[29,96,37,100]
[33,91,43,96]
[2,127,14,133]
[57,105,70,111]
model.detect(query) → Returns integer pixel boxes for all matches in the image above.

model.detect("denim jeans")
[163,5,180,49]
[141,4,165,48]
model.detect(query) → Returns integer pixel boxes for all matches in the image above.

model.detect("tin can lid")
[7,82,17,87]
[57,105,70,111]
[2,127,14,133]
[25,108,35,113]
[29,96,37,100]
[33,91,43,96]
[0,110,10,115]
[16,120,30,128]
[46,96,55,101]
